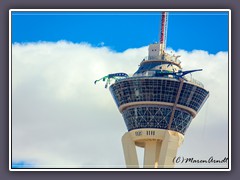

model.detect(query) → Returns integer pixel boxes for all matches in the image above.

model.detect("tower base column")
[122,132,139,168]
[158,130,184,168]
[143,141,161,168]
[122,129,184,168]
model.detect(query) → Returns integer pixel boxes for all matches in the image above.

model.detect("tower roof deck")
[140,52,182,68]
[118,73,204,88]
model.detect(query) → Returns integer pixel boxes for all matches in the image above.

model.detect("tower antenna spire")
[160,12,168,54]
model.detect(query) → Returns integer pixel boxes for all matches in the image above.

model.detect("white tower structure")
[96,12,209,168]
[109,12,209,168]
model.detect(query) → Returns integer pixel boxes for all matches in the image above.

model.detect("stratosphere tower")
[95,12,209,168]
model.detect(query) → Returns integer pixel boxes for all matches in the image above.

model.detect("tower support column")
[122,129,184,168]
[158,131,184,168]
[143,141,161,168]
[122,132,139,168]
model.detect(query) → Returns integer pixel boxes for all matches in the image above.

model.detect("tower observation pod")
[95,12,209,168]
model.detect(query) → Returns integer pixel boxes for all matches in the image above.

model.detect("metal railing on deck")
[115,73,204,88]
[141,54,181,64]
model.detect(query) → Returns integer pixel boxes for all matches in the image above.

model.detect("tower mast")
[160,12,168,54]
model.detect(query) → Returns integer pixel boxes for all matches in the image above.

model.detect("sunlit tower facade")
[95,12,209,168]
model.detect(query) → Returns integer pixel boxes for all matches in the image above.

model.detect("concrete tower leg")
[143,141,161,168]
[158,130,184,168]
[122,132,139,168]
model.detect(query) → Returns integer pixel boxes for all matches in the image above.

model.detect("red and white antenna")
[160,12,168,54]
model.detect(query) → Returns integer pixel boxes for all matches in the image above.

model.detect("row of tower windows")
[122,106,193,134]
[110,78,209,112]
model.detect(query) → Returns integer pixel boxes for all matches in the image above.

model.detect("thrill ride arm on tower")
[155,69,203,80]
[94,73,129,88]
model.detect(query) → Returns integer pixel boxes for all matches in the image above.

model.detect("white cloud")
[165,48,229,168]
[12,41,229,168]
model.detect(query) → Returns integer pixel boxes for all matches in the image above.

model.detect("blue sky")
[12,11,229,54]
[11,10,229,169]
[12,161,34,168]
